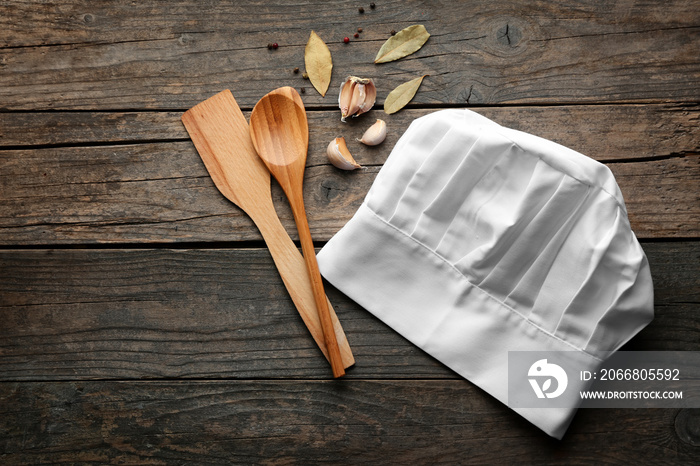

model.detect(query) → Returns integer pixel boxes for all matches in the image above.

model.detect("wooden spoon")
[249,87,345,378]
[181,89,353,371]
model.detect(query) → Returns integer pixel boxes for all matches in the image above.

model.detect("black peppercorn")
[359,7,364,13]
[300,87,306,94]
[390,29,396,35]
[370,2,376,8]
[293,67,299,74]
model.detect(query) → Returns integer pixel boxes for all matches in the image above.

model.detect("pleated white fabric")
[317,109,654,438]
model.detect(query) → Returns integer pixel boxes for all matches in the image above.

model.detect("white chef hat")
[317,109,654,438]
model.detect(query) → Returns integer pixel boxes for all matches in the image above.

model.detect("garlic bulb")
[338,76,377,122]
[358,119,386,146]
[327,137,362,170]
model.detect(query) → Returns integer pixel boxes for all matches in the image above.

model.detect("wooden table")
[1,1,699,463]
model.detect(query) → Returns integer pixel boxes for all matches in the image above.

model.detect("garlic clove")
[356,81,376,117]
[346,82,365,120]
[338,76,376,122]
[338,79,354,121]
[358,119,387,146]
[327,137,362,170]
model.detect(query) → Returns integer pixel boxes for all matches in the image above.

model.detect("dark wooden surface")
[1,0,698,464]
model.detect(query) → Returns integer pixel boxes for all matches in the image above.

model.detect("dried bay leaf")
[374,25,430,64]
[384,75,428,114]
[305,31,333,96]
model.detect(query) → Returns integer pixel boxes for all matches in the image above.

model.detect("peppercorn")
[267,43,273,49]
[354,33,360,38]
[390,29,396,35]
[343,36,350,43]
[370,2,376,8]
[359,7,365,13]
[300,87,306,94]
[272,42,279,49]
[357,27,363,33]
[293,67,299,74]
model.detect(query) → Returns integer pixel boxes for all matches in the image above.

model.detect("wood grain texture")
[1,1,698,461]
[0,145,696,244]
[2,105,697,157]
[1,106,698,245]
[1,380,698,464]
[0,1,698,109]
[0,243,696,381]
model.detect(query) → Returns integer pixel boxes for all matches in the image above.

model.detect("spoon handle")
[288,193,346,378]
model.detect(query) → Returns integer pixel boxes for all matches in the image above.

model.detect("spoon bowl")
[249,89,309,173]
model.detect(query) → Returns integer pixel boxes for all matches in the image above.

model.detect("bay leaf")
[305,30,333,96]
[384,75,428,114]
[374,25,430,64]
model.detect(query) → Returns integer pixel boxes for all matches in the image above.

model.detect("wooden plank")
[0,380,697,464]
[1,106,698,244]
[0,243,696,381]
[0,142,697,244]
[0,111,185,147]
[0,1,698,109]
[2,105,696,244]
[2,105,698,160]
[609,155,700,238]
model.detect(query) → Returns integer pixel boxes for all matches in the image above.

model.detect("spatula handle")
[289,196,346,378]
[251,202,354,370]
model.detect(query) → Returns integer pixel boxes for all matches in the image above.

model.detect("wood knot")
[82,13,94,24]
[675,409,700,446]
[462,84,482,105]
[497,23,522,47]
[484,16,536,58]
[320,179,343,202]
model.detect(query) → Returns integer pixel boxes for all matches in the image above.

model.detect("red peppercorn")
[354,33,360,38]
[343,36,350,43]
[272,43,279,49]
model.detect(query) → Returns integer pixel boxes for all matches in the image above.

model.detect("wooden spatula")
[181,89,354,370]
